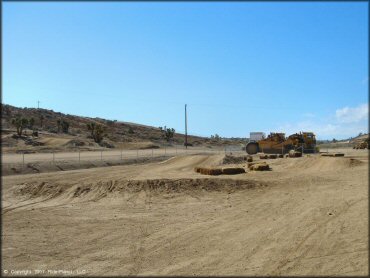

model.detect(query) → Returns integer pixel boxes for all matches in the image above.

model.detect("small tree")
[29,118,35,130]
[57,119,70,133]
[39,115,44,128]
[128,127,134,134]
[61,121,69,133]
[162,126,175,142]
[87,122,105,143]
[11,117,28,136]
[57,119,62,133]
[2,105,11,116]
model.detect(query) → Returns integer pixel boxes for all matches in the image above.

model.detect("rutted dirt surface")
[2,149,368,276]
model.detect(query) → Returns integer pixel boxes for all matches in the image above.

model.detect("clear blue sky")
[3,2,368,140]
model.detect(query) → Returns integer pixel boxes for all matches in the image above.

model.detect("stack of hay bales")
[248,162,270,171]
[194,167,222,175]
[194,167,245,175]
[259,154,282,159]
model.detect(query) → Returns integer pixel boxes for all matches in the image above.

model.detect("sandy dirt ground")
[1,148,368,276]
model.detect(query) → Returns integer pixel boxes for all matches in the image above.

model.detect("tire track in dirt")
[272,197,367,275]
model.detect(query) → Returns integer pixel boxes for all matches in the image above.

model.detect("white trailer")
[250,132,265,142]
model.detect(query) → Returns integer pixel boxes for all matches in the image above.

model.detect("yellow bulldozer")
[246,132,317,155]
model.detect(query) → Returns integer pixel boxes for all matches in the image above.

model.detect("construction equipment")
[246,131,317,155]
[353,138,369,149]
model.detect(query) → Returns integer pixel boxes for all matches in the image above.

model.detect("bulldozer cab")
[302,132,316,145]
[267,132,286,142]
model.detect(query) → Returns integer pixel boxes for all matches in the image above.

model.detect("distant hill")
[317,133,369,149]
[1,104,246,153]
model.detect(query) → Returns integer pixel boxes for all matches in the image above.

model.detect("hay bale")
[289,150,302,158]
[260,154,268,159]
[321,153,345,157]
[268,154,277,159]
[194,167,201,173]
[209,168,223,175]
[250,162,270,171]
[197,167,222,175]
[278,154,284,158]
[247,156,253,162]
[222,167,245,175]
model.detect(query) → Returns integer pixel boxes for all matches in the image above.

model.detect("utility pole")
[185,104,188,149]
[37,101,40,109]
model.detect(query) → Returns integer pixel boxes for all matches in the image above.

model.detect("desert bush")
[61,121,69,133]
[106,120,115,126]
[2,105,11,116]
[57,119,70,133]
[160,126,175,142]
[87,122,106,143]
[165,128,175,142]
[28,118,35,130]
[11,116,28,136]
[39,115,44,128]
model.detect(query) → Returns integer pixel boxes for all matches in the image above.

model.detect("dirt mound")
[282,156,364,172]
[15,178,264,201]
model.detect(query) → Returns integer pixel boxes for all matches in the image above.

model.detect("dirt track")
[2,148,368,276]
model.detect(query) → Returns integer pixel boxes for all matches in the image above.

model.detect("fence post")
[176,146,177,155]
[101,151,103,161]
[79,151,81,164]
[152,148,154,157]
[22,153,25,169]
[120,149,123,161]
[53,152,55,164]
[165,147,166,156]
[282,145,284,155]
[136,149,138,159]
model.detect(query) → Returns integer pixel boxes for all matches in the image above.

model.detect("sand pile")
[14,178,265,202]
[281,156,363,172]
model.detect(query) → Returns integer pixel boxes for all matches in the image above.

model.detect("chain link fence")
[2,145,246,174]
